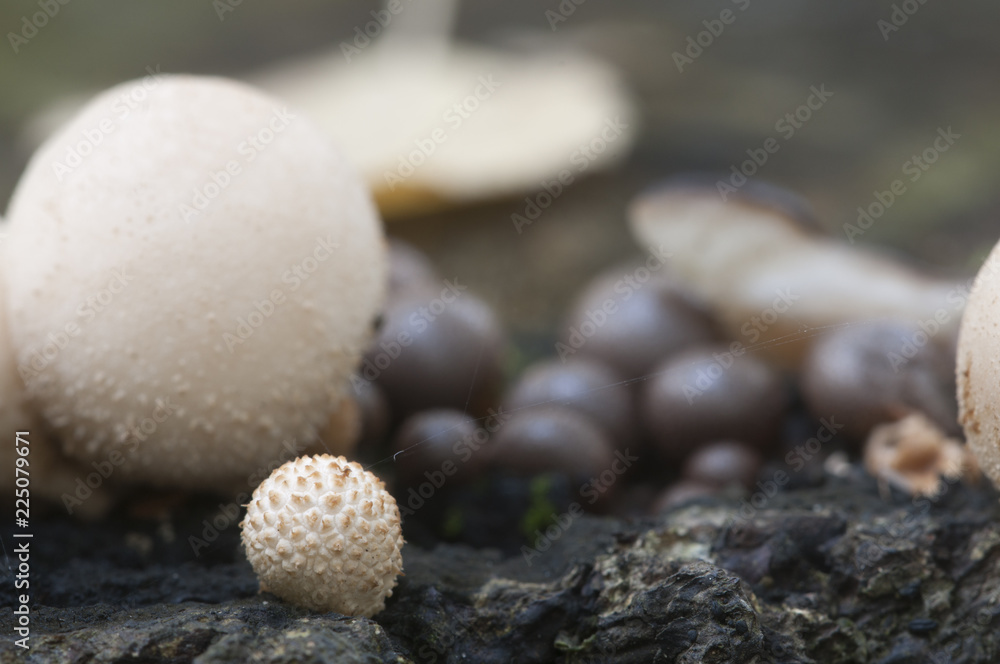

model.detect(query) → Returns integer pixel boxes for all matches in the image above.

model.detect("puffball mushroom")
[240,454,404,616]
[0,260,112,518]
[3,76,386,490]
[628,177,960,366]
[957,247,1000,489]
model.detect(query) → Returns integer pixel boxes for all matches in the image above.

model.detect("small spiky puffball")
[240,454,404,616]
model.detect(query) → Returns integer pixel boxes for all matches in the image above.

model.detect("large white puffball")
[4,76,386,490]
[957,246,1000,489]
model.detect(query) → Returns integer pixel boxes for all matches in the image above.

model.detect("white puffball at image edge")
[2,75,387,490]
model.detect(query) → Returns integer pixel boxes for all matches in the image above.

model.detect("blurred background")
[1,0,997,351]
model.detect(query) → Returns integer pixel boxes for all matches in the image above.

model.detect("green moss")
[520,474,558,540]
[442,505,464,539]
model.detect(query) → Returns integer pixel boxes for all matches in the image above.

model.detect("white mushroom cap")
[3,76,386,490]
[252,41,635,217]
[240,454,404,616]
[628,179,960,365]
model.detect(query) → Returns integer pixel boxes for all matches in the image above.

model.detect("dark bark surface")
[2,469,998,663]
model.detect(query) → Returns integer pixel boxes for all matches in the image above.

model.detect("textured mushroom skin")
[3,76,386,489]
[240,454,404,616]
[0,268,37,483]
[0,266,116,516]
[957,249,1000,488]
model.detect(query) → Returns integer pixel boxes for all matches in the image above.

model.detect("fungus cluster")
[4,61,989,625]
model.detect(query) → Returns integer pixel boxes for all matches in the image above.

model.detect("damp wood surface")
[1,471,997,663]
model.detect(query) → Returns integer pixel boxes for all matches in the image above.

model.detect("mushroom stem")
[377,0,459,60]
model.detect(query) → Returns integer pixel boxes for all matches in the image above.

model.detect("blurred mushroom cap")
[628,177,960,366]
[253,41,636,217]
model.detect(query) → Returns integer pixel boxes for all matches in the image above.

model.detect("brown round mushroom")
[651,480,717,513]
[390,409,486,485]
[561,270,717,380]
[489,407,613,479]
[640,346,787,458]
[351,377,392,447]
[362,289,505,416]
[682,440,762,490]
[502,358,634,448]
[387,238,438,301]
[802,319,957,442]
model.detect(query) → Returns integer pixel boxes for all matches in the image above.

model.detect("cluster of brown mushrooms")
[335,176,987,532]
